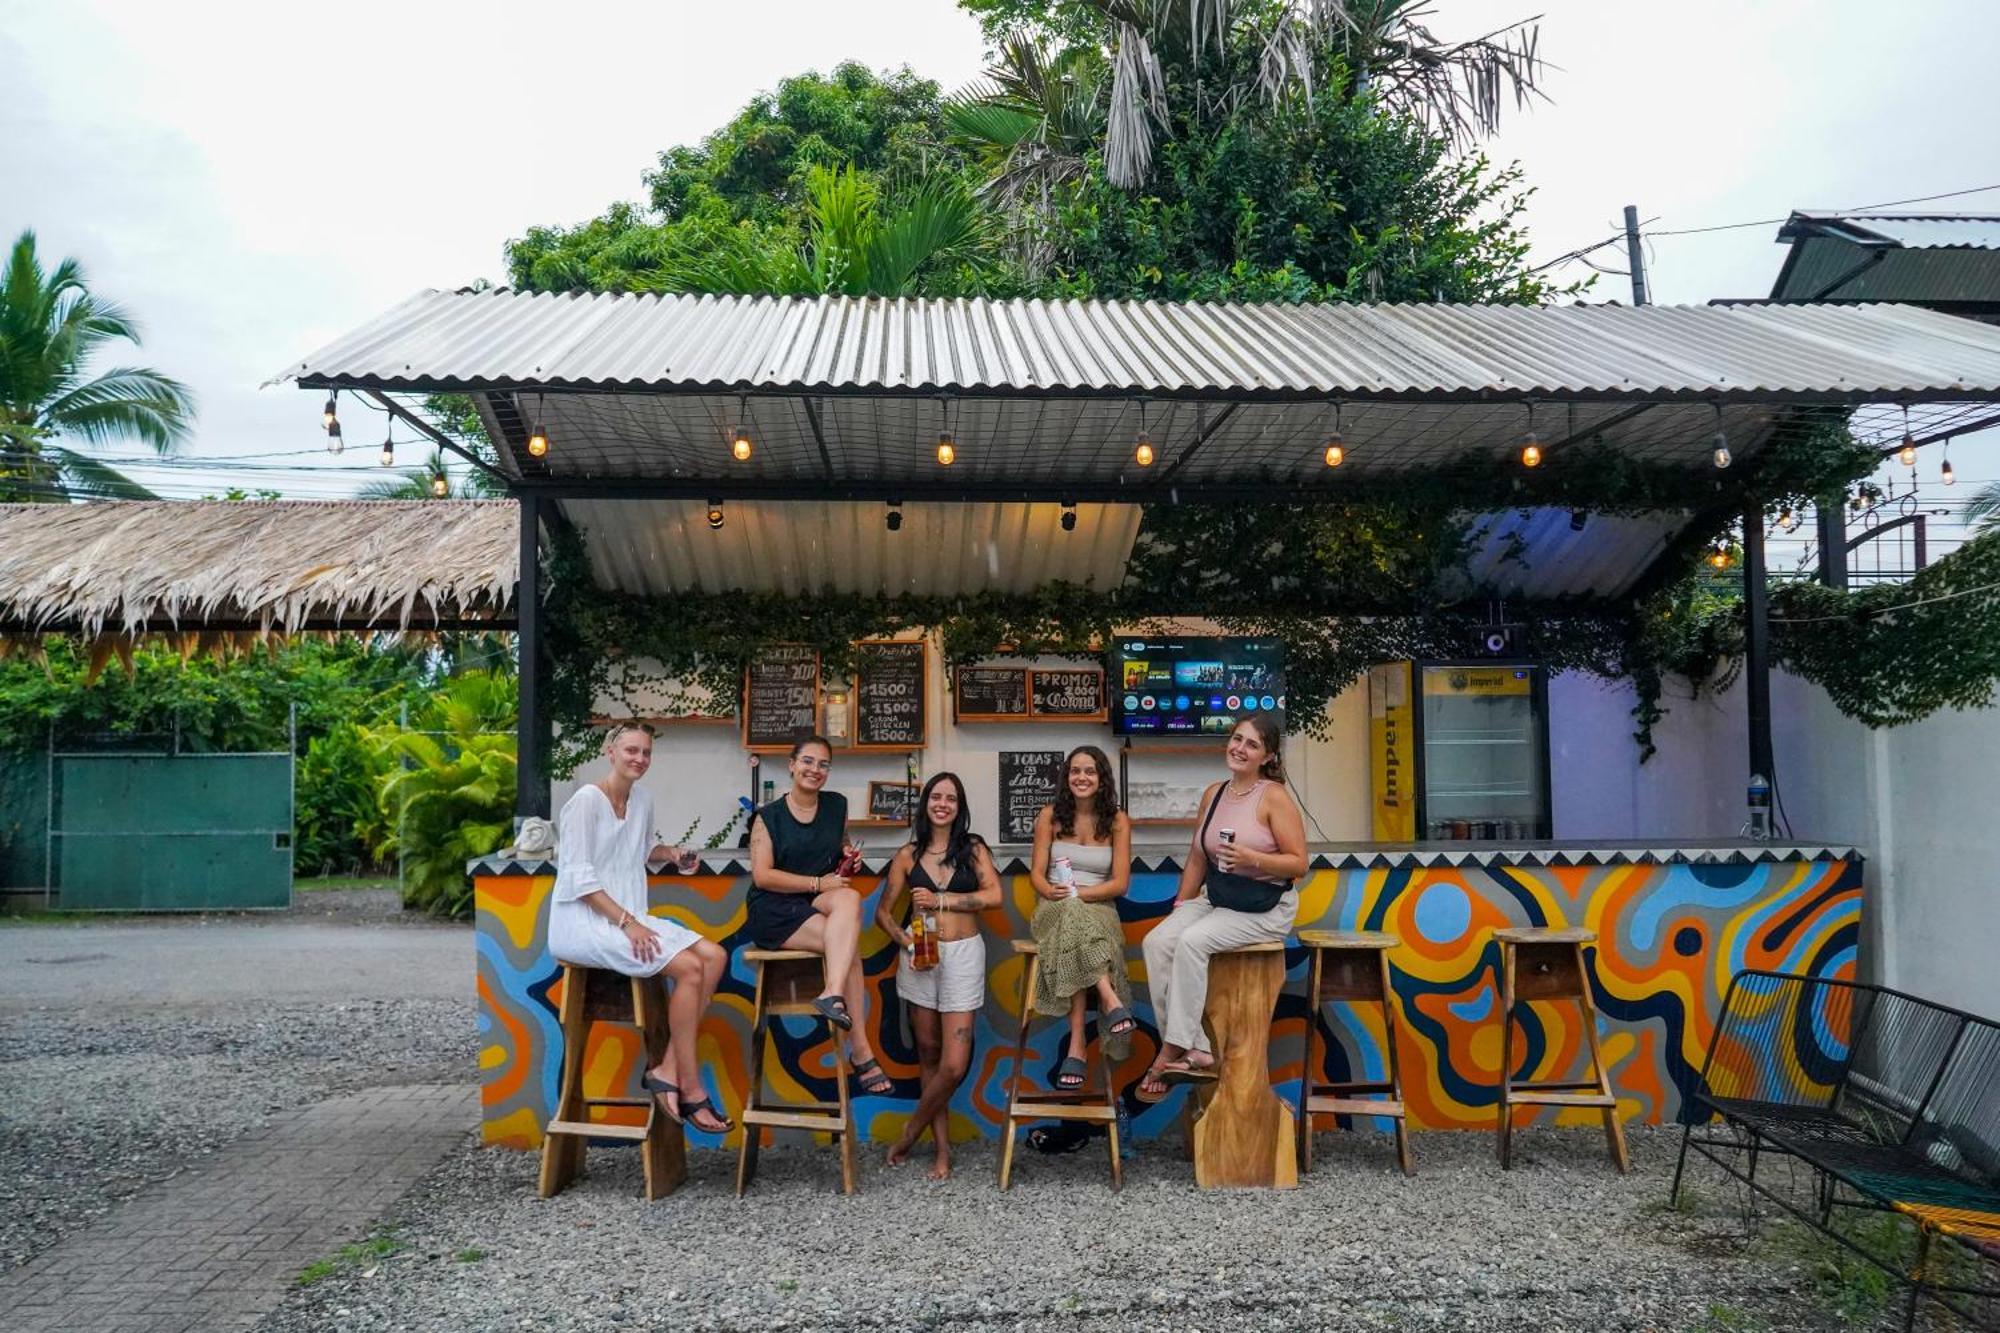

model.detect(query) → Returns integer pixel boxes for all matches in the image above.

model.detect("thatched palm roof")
[0,500,518,637]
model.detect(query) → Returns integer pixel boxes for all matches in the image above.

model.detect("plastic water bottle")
[1115,1101,1134,1159]
[1747,773,1772,840]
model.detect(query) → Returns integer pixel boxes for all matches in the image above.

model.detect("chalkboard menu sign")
[852,640,928,749]
[867,780,918,824]
[999,750,1066,843]
[954,666,1030,721]
[1030,667,1106,720]
[742,645,820,751]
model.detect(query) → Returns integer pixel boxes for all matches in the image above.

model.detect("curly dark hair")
[1050,745,1119,840]
[906,771,985,868]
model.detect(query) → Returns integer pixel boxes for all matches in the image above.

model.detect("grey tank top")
[1050,839,1113,887]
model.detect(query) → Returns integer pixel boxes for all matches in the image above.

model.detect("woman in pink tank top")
[1138,714,1309,1100]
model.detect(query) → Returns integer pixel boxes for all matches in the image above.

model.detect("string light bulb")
[731,395,752,461]
[706,500,725,530]
[321,392,338,432]
[325,420,343,455]
[1942,454,1956,486]
[379,437,394,468]
[526,392,549,459]
[1323,402,1345,467]
[1898,406,1917,467]
[1708,547,1731,570]
[429,474,449,498]
[1518,401,1541,468]
[935,432,956,466]
[1134,432,1155,467]
[1711,404,1730,469]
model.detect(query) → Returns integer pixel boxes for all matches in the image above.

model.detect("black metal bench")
[1673,969,2000,1329]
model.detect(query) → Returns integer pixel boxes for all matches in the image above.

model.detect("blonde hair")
[600,721,655,754]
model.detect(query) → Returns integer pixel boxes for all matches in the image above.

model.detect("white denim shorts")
[898,935,987,1013]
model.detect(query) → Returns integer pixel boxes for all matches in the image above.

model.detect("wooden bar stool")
[538,963,686,1201]
[1493,926,1630,1173]
[1296,929,1412,1175]
[736,948,858,1196]
[998,940,1122,1190]
[1187,941,1297,1189]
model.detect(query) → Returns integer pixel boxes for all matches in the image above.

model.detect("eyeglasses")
[796,758,833,771]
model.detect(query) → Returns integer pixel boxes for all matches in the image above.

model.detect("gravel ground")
[260,1125,1877,1333]
[0,891,475,1270]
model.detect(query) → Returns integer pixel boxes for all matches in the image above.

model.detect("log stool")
[998,940,1122,1190]
[1187,941,1297,1189]
[736,948,858,1196]
[538,963,686,1201]
[1296,929,1412,1175]
[1493,926,1630,1173]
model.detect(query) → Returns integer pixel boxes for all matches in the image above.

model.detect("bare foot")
[886,1139,915,1167]
[927,1155,951,1182]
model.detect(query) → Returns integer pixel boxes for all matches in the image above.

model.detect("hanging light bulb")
[429,474,449,498]
[1708,546,1731,570]
[1323,401,1345,467]
[706,500,725,530]
[526,392,549,458]
[1060,501,1077,532]
[1849,491,1865,513]
[885,502,903,532]
[1518,401,1541,468]
[1134,432,1155,467]
[1942,455,1956,486]
[1898,405,1917,466]
[321,392,338,432]
[1711,404,1730,469]
[1777,504,1795,531]
[935,432,956,466]
[378,436,394,468]
[325,420,343,455]
[731,395,752,460]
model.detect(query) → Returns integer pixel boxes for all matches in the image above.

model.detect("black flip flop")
[640,1072,683,1124]
[680,1097,733,1134]
[812,994,854,1031]
[1055,1055,1088,1089]
[1103,1006,1136,1036]
[851,1056,894,1096]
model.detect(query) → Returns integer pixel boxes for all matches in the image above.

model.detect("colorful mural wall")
[473,847,1863,1150]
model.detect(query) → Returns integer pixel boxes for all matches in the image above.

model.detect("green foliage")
[0,229,196,503]
[294,721,386,875]
[365,671,517,918]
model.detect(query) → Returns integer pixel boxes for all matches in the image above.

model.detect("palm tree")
[1967,480,2000,535]
[0,230,195,502]
[652,164,992,297]
[357,446,500,500]
[960,1,1546,190]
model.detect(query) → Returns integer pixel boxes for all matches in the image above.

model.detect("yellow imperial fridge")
[1368,661,1551,842]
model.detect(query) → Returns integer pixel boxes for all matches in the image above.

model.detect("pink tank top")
[1201,779,1282,879]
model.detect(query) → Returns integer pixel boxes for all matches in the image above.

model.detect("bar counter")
[471,839,1864,1149]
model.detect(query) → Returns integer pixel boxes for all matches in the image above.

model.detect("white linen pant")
[1142,888,1298,1053]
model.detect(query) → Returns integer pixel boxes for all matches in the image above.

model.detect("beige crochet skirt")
[1029,896,1134,1059]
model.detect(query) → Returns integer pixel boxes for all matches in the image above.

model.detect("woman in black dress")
[746,735,894,1095]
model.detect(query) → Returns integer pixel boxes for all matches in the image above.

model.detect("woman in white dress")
[548,724,732,1135]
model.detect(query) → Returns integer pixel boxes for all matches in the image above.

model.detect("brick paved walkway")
[1,1083,475,1333]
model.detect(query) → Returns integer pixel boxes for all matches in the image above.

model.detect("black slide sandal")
[851,1056,894,1095]
[812,995,854,1031]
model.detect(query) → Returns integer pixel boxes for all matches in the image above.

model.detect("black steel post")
[1816,493,1849,588]
[516,493,550,820]
[1743,501,1775,789]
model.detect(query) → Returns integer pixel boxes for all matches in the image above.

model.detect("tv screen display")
[1110,636,1286,736]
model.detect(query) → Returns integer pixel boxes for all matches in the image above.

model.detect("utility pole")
[1623,205,1650,306]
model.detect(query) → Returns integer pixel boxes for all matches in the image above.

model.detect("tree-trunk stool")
[1296,929,1413,1175]
[736,948,858,1196]
[997,940,1122,1191]
[1493,925,1630,1173]
[1186,941,1298,1189]
[538,963,686,1201]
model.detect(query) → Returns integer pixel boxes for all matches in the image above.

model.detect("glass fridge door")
[1419,664,1548,839]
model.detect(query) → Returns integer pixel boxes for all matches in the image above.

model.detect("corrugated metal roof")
[278,288,2000,401]
[1772,234,2000,308]
[570,499,1141,597]
[1455,509,1684,600]
[1783,213,2000,252]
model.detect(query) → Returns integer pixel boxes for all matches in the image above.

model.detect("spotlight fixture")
[1898,406,1917,467]
[1569,509,1588,532]
[321,392,338,432]
[706,500,725,530]
[379,437,394,468]
[1322,401,1345,467]
[731,395,752,461]
[886,502,903,532]
[526,392,549,459]
[325,420,343,455]
[936,432,956,466]
[429,475,449,498]
[1060,501,1077,532]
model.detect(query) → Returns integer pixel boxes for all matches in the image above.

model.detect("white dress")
[546,784,701,977]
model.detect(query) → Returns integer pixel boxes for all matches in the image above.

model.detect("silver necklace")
[1225,777,1259,799]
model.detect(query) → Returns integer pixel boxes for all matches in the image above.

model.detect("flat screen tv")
[1110,636,1286,736]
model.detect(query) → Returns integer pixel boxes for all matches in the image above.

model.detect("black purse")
[1197,783,1289,914]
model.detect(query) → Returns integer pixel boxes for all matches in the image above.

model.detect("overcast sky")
[6,0,1998,520]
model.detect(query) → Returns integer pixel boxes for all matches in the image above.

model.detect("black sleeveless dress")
[746,791,848,949]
